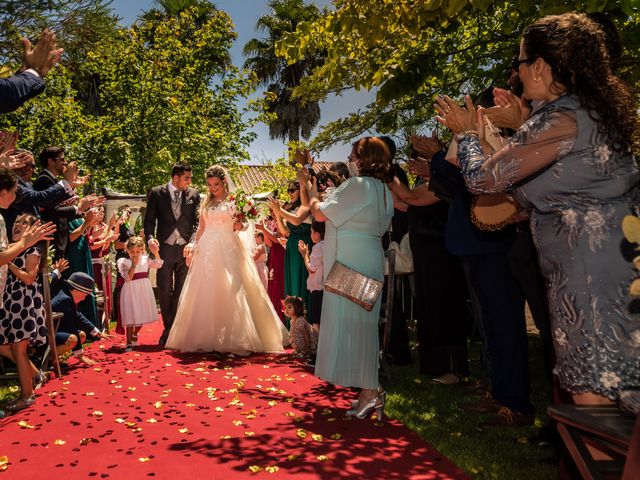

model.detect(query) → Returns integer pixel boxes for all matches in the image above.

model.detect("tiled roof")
[235,162,335,193]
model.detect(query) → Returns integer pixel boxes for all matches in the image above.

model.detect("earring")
[534,77,541,82]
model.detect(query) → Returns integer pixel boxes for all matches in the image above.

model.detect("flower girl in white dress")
[166,165,287,355]
[117,236,164,351]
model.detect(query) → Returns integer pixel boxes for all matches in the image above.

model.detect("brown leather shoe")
[479,406,534,428]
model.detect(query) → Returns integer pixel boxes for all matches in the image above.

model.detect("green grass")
[384,333,559,480]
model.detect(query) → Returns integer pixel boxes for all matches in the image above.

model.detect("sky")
[109,0,377,164]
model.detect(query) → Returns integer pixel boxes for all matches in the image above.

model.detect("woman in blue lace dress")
[437,13,639,404]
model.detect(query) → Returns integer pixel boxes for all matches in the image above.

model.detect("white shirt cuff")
[24,68,41,78]
[91,328,101,337]
[58,179,75,195]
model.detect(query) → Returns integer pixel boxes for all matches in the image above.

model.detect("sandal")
[432,373,462,385]
[5,395,36,413]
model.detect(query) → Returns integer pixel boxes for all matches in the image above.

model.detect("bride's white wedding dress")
[166,202,288,354]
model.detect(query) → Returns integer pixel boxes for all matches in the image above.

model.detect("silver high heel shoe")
[349,389,386,409]
[347,391,386,420]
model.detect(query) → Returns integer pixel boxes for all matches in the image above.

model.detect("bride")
[166,165,288,354]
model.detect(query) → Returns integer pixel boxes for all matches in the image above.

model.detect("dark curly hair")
[284,296,305,318]
[351,137,394,182]
[522,13,637,153]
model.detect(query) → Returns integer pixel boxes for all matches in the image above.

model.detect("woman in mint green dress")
[269,182,312,328]
[300,137,394,419]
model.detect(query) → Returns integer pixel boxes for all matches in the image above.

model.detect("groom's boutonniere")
[185,198,194,205]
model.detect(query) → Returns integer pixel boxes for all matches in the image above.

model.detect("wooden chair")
[379,249,396,385]
[38,241,62,378]
[548,393,640,480]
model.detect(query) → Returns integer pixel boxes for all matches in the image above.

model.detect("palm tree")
[154,0,197,16]
[243,0,324,142]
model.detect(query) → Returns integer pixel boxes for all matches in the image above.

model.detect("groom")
[144,162,201,346]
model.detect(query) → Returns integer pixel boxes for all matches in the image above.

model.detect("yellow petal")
[91,411,103,416]
[244,431,255,436]
[17,421,34,429]
[296,429,307,438]
[220,435,231,439]
[115,418,125,423]
[54,439,66,445]
[154,401,164,409]
[138,457,151,463]
[265,466,279,473]
[146,418,158,423]
[267,400,277,407]
[287,454,300,461]
[248,465,263,473]
[330,433,342,440]
[317,455,329,461]
[0,455,8,471]
[311,434,323,442]
[178,428,189,434]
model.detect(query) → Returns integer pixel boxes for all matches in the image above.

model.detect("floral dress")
[457,94,640,399]
[0,247,47,345]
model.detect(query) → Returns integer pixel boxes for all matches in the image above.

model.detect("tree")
[78,1,257,193]
[277,0,640,149]
[243,0,325,143]
[0,1,260,194]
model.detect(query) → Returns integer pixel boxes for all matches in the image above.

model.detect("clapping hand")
[410,134,443,159]
[483,88,530,130]
[434,94,482,135]
[21,28,64,77]
[407,156,431,178]
[52,257,69,274]
[0,131,19,163]
[4,150,33,170]
[297,239,308,256]
[267,197,282,216]
[22,220,56,247]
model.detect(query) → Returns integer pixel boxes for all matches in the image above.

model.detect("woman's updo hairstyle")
[202,165,230,213]
[352,137,394,182]
[522,13,637,153]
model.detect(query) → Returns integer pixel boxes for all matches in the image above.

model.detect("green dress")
[283,213,312,329]
[314,177,394,390]
[66,218,99,328]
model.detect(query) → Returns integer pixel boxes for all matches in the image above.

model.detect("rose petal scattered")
[248,465,263,473]
[138,457,151,463]
[54,439,66,445]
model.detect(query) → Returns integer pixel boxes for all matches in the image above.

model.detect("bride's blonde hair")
[201,165,230,213]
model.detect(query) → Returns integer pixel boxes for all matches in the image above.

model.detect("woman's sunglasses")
[287,188,299,193]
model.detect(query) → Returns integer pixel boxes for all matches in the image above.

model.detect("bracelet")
[458,129,479,138]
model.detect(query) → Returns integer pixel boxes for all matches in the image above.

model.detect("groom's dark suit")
[144,184,200,345]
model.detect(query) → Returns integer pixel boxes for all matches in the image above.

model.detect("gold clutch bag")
[324,261,384,312]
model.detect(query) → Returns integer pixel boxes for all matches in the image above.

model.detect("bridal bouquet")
[229,190,259,222]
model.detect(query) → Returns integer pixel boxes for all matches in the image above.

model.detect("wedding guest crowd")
[0,15,638,462]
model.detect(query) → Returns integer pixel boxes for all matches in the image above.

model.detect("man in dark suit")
[0,28,63,114]
[32,146,97,258]
[144,162,200,346]
[0,149,75,233]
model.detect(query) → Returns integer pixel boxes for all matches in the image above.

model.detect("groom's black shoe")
[158,333,167,347]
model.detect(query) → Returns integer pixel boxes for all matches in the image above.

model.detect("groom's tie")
[172,190,182,219]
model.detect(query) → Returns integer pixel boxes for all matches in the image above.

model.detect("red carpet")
[1,321,468,479]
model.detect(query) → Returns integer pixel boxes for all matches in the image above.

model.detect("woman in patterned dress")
[437,13,639,405]
[0,176,55,414]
